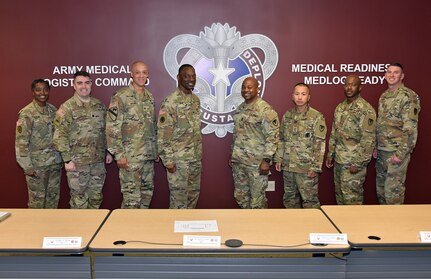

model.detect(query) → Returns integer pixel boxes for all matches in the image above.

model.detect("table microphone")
[225,239,243,248]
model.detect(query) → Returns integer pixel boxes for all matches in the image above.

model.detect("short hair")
[74,70,91,80]
[293,82,310,90]
[31,79,50,91]
[130,60,146,71]
[178,64,194,74]
[345,75,362,86]
[388,62,404,71]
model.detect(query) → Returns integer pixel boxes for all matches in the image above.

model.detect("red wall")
[1,0,429,209]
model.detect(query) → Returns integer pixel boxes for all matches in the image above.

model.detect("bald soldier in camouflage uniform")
[106,61,157,208]
[275,83,326,208]
[230,77,279,209]
[54,71,113,209]
[157,64,202,209]
[15,79,62,208]
[376,63,420,204]
[326,75,376,205]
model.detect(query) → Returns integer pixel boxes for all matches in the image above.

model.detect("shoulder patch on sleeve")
[53,116,61,127]
[16,119,23,133]
[53,108,65,127]
[158,109,167,124]
[53,108,66,127]
[272,118,279,128]
[264,110,279,128]
[409,103,420,121]
[108,100,118,121]
[314,118,327,139]
[362,112,376,132]
[108,107,118,121]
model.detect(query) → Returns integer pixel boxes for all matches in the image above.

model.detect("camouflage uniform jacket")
[157,88,202,165]
[327,96,376,167]
[231,98,279,167]
[53,93,107,166]
[377,84,420,160]
[274,105,327,173]
[16,100,62,172]
[106,85,157,163]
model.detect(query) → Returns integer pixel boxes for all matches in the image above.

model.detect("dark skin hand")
[259,160,270,175]
[25,170,38,178]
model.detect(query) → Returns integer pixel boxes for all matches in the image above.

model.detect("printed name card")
[309,233,348,245]
[174,220,218,233]
[183,235,221,247]
[42,237,82,249]
[419,231,431,242]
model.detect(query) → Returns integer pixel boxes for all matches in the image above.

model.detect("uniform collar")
[344,95,362,106]
[243,97,261,109]
[387,83,405,94]
[293,104,310,115]
[175,87,195,102]
[32,99,48,114]
[73,93,93,106]
[130,83,148,98]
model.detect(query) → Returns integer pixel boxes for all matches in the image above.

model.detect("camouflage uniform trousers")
[66,162,106,209]
[282,171,320,208]
[167,160,201,209]
[119,161,154,209]
[334,162,366,205]
[25,163,62,208]
[232,162,268,209]
[376,150,411,204]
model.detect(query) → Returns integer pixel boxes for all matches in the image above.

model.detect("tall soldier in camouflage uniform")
[15,79,62,208]
[326,75,376,205]
[157,64,202,209]
[106,61,158,208]
[229,77,279,209]
[53,71,113,209]
[376,63,420,204]
[274,83,326,208]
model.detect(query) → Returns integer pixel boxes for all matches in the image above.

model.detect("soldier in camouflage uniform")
[274,83,326,208]
[229,77,279,209]
[53,71,113,209]
[157,64,202,209]
[15,79,62,208]
[326,75,376,205]
[376,63,420,204]
[106,61,157,208]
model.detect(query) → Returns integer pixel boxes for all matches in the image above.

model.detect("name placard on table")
[174,220,218,233]
[42,237,82,249]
